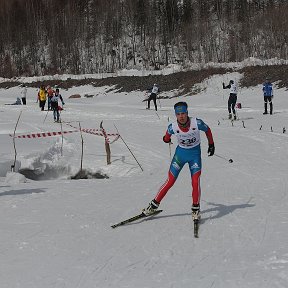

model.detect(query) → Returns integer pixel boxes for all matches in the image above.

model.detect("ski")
[193,219,200,238]
[111,210,163,229]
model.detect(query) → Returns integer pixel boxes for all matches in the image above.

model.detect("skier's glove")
[208,143,215,156]
[163,136,171,143]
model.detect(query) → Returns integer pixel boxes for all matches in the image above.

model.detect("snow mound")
[19,138,74,180]
[5,172,27,184]
[0,160,21,176]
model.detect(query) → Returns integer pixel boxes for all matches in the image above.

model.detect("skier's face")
[176,112,188,124]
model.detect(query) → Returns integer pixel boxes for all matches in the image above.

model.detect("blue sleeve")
[167,123,174,135]
[196,118,209,132]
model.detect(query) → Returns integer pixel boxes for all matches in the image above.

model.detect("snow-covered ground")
[0,73,288,288]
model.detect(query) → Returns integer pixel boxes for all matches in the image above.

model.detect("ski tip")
[111,209,164,229]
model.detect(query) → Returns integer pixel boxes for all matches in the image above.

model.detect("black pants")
[39,100,46,111]
[21,97,26,105]
[264,96,273,114]
[228,94,237,115]
[148,93,157,111]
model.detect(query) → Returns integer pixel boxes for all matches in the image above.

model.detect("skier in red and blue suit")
[143,101,215,219]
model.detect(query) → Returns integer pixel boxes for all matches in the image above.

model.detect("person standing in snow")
[38,85,47,111]
[46,85,55,111]
[142,101,215,220]
[51,88,65,122]
[20,84,27,105]
[146,83,160,111]
[223,80,238,120]
[262,78,273,115]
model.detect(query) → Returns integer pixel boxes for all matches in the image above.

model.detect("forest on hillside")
[0,0,287,77]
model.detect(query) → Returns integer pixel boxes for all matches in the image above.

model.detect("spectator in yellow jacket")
[38,85,47,111]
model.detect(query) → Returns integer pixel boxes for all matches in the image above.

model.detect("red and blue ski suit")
[154,117,214,206]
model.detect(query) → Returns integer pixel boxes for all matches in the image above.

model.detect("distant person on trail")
[223,80,238,120]
[20,84,27,105]
[4,97,22,105]
[51,88,65,122]
[46,85,55,111]
[9,97,22,105]
[38,85,47,111]
[146,83,160,111]
[262,78,273,115]
[142,101,215,221]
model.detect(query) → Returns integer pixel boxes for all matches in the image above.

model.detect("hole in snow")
[19,166,71,181]
[70,169,109,180]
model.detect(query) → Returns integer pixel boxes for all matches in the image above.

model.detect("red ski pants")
[154,170,201,205]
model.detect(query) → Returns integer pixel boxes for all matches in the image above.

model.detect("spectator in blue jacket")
[262,78,273,115]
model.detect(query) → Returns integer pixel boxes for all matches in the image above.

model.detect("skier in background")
[142,101,215,221]
[262,78,273,115]
[51,88,65,122]
[146,83,160,111]
[223,80,238,120]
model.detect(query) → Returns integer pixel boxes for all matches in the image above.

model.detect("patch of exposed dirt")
[239,65,288,89]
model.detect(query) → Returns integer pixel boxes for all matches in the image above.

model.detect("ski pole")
[168,117,171,160]
[155,111,160,119]
[214,153,233,163]
[43,110,49,124]
[11,111,22,172]
[157,96,162,109]
[114,124,144,172]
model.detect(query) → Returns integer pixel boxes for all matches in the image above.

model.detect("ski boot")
[142,199,159,216]
[228,113,232,119]
[191,204,201,221]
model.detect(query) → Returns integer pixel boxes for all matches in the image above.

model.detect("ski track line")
[229,209,258,247]
[22,121,44,132]
[259,188,288,247]
[74,242,129,288]
[76,255,115,288]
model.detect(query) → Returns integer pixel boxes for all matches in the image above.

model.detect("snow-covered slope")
[0,74,288,288]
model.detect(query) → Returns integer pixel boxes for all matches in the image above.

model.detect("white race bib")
[172,118,200,149]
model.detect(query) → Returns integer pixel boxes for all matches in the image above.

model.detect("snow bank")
[0,160,21,176]
[5,171,27,184]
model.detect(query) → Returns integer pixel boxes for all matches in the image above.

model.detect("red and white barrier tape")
[66,124,120,143]
[100,127,110,144]
[77,127,119,137]
[10,130,78,139]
